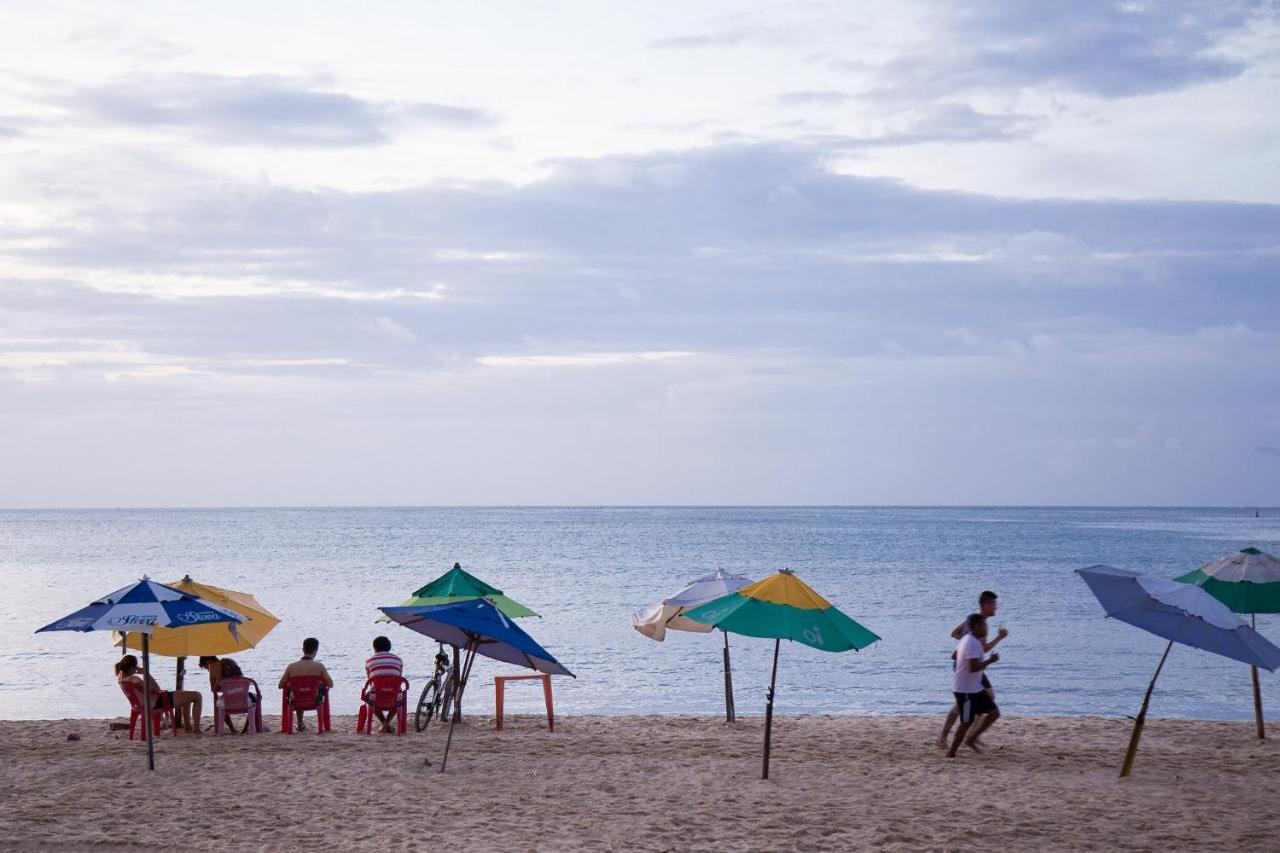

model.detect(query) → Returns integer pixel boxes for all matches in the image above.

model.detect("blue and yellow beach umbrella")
[685,569,879,779]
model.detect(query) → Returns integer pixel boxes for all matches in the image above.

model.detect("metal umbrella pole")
[762,638,780,780]
[1251,613,1265,740]
[439,640,479,773]
[722,630,736,724]
[142,632,156,771]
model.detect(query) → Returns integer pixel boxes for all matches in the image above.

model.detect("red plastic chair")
[119,680,179,740]
[214,676,263,735]
[356,676,410,735]
[280,676,330,734]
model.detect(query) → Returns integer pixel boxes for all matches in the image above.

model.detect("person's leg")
[937,704,959,749]
[947,693,973,758]
[966,707,1000,747]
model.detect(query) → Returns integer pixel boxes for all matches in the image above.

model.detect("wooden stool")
[494,673,555,732]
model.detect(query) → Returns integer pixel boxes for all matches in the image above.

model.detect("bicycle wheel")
[415,680,439,733]
[437,675,456,723]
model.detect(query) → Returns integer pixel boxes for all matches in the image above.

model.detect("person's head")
[114,655,138,677]
[221,658,243,678]
[372,636,391,653]
[966,613,988,639]
[302,637,319,657]
[978,590,998,617]
[197,655,219,671]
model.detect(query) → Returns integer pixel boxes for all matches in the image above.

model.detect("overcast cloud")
[0,0,1277,507]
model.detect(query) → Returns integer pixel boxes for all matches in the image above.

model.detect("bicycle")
[415,644,458,732]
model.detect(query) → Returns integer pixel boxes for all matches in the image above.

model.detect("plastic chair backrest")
[287,676,326,711]
[363,676,408,711]
[218,676,260,713]
[118,679,146,713]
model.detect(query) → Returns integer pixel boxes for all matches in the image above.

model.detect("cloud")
[775,90,853,107]
[63,74,496,146]
[3,142,1279,504]
[650,24,792,50]
[805,103,1036,148]
[1257,446,1280,459]
[874,0,1265,98]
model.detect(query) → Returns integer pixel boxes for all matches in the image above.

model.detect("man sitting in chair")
[365,636,404,733]
[278,637,333,731]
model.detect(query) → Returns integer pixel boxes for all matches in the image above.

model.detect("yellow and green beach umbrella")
[685,569,879,779]
[1176,547,1280,739]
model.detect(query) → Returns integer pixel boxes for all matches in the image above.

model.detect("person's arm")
[321,665,334,689]
[967,652,1000,672]
[950,621,966,640]
[277,664,291,690]
[981,627,1009,653]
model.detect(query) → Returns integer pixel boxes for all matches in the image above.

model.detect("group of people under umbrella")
[33,546,1280,781]
[36,563,571,773]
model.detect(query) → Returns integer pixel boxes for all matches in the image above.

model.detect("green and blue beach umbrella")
[383,562,539,619]
[1176,547,1280,739]
[684,569,879,779]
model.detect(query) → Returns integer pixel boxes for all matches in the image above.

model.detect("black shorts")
[954,691,997,723]
[981,674,991,690]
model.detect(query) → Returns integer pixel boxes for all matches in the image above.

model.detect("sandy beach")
[1,713,1276,852]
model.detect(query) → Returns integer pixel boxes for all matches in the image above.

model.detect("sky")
[0,0,1278,507]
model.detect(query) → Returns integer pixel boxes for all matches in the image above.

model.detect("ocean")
[1,506,1277,722]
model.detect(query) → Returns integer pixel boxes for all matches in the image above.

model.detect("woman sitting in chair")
[115,655,203,734]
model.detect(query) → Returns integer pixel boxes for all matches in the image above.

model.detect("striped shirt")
[365,652,403,680]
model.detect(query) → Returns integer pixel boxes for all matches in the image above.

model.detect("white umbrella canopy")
[633,568,754,640]
[633,568,755,722]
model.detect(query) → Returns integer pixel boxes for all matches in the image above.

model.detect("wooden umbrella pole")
[142,632,155,772]
[762,638,780,780]
[451,644,463,722]
[174,656,187,730]
[1251,613,1265,740]
[1119,639,1173,779]
[723,631,736,725]
[440,642,478,773]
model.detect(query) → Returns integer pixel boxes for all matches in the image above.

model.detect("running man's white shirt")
[952,633,984,693]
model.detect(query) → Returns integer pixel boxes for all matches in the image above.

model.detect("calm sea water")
[1,507,1278,722]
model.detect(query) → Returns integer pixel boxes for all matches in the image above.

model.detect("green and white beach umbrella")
[1176,547,1280,739]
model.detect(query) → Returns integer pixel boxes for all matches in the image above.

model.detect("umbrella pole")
[1251,614,1265,740]
[1119,639,1173,779]
[175,656,187,730]
[762,638,780,780]
[440,643,478,773]
[723,630,736,725]
[142,633,155,772]
[451,645,463,722]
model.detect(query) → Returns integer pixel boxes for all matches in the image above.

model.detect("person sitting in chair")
[278,638,333,731]
[202,656,254,733]
[365,636,404,733]
[115,655,203,735]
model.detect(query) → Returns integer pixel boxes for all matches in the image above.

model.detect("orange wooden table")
[494,673,555,732]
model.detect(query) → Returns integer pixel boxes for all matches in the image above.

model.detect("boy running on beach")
[948,614,1001,757]
[937,590,1007,749]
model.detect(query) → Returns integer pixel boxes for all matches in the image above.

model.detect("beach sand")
[0,714,1275,851]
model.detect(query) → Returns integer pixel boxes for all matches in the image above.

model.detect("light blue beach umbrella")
[36,577,244,770]
[1076,565,1280,777]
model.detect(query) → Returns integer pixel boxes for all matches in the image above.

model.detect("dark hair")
[979,590,998,604]
[373,636,391,653]
[198,655,219,670]
[966,613,987,631]
[115,655,138,676]
[221,658,243,678]
[302,637,319,655]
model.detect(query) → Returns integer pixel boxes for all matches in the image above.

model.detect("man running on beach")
[937,590,1007,749]
[947,613,1001,757]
